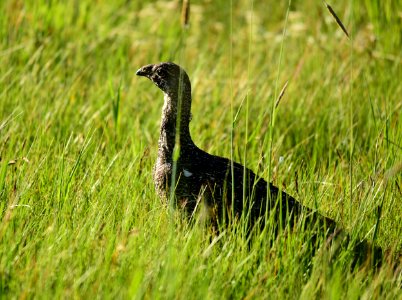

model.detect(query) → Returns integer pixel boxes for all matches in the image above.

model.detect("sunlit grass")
[0,0,401,298]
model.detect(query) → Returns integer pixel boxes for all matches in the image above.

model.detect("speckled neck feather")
[157,82,194,165]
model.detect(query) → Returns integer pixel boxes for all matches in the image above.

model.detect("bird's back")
[157,146,335,233]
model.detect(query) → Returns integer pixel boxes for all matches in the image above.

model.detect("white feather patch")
[183,169,193,177]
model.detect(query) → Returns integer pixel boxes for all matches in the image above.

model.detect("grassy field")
[1,0,401,298]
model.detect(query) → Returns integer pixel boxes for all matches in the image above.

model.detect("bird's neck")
[158,90,194,162]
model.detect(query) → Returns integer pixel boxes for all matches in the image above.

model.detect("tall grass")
[0,0,401,298]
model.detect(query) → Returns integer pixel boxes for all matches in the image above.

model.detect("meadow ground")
[0,0,401,298]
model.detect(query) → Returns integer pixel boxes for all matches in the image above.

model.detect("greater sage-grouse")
[136,62,383,266]
[136,62,335,230]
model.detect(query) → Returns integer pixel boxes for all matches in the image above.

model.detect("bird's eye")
[156,68,167,77]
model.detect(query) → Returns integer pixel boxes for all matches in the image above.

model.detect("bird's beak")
[135,68,147,77]
[136,64,154,77]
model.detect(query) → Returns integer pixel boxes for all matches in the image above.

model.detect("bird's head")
[136,62,191,96]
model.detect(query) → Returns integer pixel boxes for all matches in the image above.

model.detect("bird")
[136,62,336,232]
[136,62,385,267]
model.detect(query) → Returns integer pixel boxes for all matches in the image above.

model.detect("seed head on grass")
[323,1,350,39]
[275,80,289,109]
[181,0,190,28]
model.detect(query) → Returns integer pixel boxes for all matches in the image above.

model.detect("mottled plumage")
[136,62,337,233]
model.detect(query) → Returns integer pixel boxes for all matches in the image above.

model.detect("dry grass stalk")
[275,80,289,108]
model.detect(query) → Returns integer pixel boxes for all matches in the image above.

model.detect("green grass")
[1,0,401,298]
